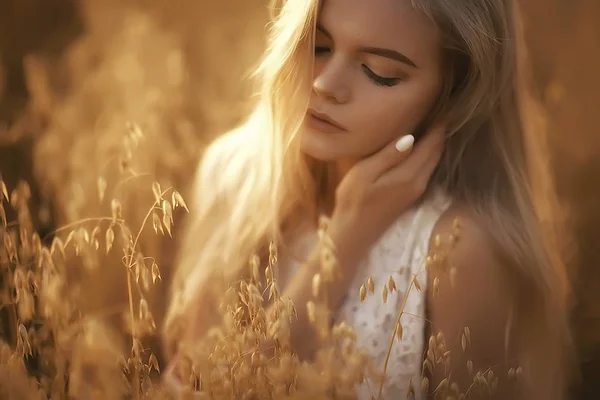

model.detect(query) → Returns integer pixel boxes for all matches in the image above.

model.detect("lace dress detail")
[337,189,451,399]
[280,189,451,400]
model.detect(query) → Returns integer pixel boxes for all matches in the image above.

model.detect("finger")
[400,120,446,173]
[378,121,446,186]
[355,134,416,181]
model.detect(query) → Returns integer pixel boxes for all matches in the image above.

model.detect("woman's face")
[301,0,445,166]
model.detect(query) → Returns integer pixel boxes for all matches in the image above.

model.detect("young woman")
[163,0,572,398]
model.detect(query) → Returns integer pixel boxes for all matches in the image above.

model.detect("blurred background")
[0,0,599,398]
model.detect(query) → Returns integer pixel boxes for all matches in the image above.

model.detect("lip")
[306,108,347,133]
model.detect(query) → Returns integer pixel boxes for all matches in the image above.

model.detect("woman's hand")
[329,123,446,270]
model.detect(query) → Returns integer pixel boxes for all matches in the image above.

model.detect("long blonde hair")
[165,0,571,394]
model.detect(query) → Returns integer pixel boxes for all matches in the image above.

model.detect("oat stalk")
[124,185,173,398]
[376,265,422,400]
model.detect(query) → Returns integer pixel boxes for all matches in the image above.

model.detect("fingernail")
[395,135,415,152]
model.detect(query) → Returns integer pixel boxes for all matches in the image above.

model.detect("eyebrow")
[316,23,419,69]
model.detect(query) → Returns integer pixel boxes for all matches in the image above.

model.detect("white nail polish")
[395,135,415,152]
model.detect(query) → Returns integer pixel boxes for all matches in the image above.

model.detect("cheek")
[350,93,423,151]
[350,82,441,148]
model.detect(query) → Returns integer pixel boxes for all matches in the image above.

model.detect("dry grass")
[0,165,522,399]
[0,2,547,399]
[1,130,184,398]
[16,0,268,370]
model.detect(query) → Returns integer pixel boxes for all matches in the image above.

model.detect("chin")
[300,132,348,162]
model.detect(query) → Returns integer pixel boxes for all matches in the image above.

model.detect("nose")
[312,57,350,104]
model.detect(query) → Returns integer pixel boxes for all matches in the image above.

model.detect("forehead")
[318,0,441,65]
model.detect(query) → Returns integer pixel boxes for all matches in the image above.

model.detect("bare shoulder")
[428,203,509,299]
[425,202,519,398]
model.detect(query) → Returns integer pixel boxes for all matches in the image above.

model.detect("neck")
[321,158,357,216]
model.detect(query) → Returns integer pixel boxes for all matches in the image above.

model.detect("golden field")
[1,0,600,398]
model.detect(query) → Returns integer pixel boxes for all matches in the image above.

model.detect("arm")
[425,206,521,399]
[163,220,363,396]
[263,221,363,360]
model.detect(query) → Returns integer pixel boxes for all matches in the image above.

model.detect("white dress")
[280,189,452,400]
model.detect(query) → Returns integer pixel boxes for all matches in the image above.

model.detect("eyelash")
[314,46,401,87]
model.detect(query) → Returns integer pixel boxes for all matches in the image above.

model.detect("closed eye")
[315,46,330,55]
[314,45,402,87]
[361,65,402,87]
